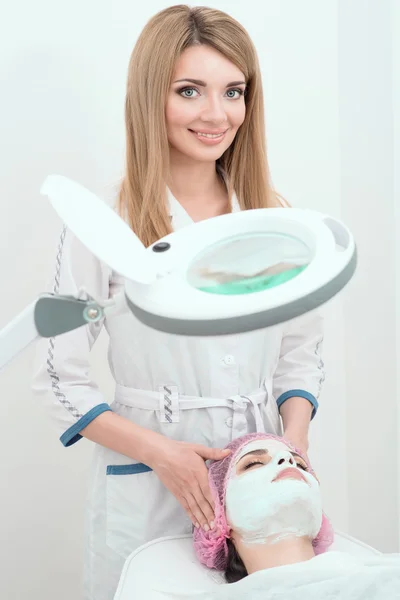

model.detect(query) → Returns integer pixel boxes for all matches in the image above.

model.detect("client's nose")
[277,453,295,467]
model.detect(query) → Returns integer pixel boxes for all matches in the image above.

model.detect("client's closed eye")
[243,460,264,471]
[244,460,307,472]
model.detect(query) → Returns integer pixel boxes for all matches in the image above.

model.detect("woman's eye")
[226,88,244,99]
[243,460,263,470]
[296,462,307,471]
[179,87,199,98]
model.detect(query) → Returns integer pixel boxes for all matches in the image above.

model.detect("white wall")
[338,0,399,552]
[0,1,397,599]
[393,0,400,551]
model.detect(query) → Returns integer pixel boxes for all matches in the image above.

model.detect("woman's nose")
[200,95,227,123]
[276,452,296,467]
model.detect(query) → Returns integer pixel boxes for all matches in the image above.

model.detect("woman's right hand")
[146,438,230,532]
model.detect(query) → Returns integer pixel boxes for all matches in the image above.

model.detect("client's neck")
[235,535,315,574]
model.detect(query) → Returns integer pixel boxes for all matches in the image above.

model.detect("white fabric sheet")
[153,552,400,600]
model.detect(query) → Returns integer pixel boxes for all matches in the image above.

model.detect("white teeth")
[194,131,225,138]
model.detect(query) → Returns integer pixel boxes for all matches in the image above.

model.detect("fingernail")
[203,524,210,532]
[210,521,215,529]
[195,522,200,528]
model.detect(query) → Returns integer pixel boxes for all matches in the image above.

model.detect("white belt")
[114,383,272,433]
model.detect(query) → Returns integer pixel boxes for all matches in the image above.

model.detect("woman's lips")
[188,129,228,145]
[273,467,306,483]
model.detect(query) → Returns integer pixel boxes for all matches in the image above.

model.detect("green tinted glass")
[187,232,312,296]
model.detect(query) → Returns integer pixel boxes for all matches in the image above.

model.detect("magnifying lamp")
[0,175,357,372]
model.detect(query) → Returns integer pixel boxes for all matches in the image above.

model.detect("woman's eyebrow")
[238,449,268,461]
[173,78,246,87]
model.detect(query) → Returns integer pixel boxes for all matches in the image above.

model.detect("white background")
[0,1,398,598]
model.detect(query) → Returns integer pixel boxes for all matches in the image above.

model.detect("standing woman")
[33,5,325,600]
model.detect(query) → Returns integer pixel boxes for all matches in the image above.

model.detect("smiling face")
[165,44,247,164]
[225,439,323,546]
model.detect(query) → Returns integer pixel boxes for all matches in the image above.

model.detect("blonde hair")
[118,4,287,247]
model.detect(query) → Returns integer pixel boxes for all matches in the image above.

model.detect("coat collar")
[167,188,241,231]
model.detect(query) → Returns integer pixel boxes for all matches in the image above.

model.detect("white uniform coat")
[32,190,325,600]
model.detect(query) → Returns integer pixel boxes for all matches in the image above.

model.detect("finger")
[193,445,231,461]
[180,496,201,529]
[198,476,216,512]
[192,480,215,529]
[210,448,231,460]
[188,509,201,529]
[184,492,211,532]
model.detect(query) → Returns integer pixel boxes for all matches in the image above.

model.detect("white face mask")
[225,439,323,546]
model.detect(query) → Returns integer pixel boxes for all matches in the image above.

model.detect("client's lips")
[273,467,305,483]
